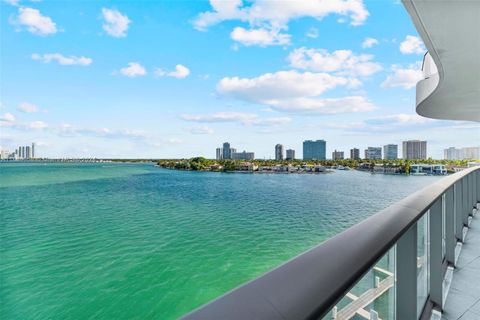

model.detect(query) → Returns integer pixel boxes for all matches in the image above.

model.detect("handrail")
[183,166,480,319]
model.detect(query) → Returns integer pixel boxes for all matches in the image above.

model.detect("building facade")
[383,144,398,160]
[216,148,223,160]
[275,144,284,161]
[350,148,360,160]
[365,147,382,160]
[303,140,326,160]
[231,151,255,160]
[402,140,427,160]
[444,146,480,160]
[222,142,231,160]
[286,149,295,160]
[332,150,344,160]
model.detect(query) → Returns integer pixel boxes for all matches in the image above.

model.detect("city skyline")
[1,0,479,159]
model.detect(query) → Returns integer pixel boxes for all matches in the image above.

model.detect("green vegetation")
[156,158,476,173]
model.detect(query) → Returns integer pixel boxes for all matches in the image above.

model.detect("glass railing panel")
[417,212,430,317]
[321,247,396,320]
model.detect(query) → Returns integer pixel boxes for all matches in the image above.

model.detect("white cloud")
[217,70,375,115]
[181,111,291,126]
[118,62,147,77]
[230,27,290,47]
[4,0,20,6]
[101,8,131,38]
[155,64,190,79]
[326,113,435,132]
[306,27,319,39]
[288,48,382,77]
[366,113,432,125]
[362,37,378,48]
[31,53,92,66]
[381,64,423,89]
[14,7,57,36]
[218,70,354,102]
[193,0,369,31]
[186,125,214,135]
[0,113,15,122]
[399,35,425,54]
[29,120,48,129]
[17,102,42,113]
[269,96,376,114]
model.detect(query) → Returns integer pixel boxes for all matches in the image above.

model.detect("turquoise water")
[0,162,441,319]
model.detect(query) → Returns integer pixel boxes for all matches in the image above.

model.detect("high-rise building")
[31,143,35,158]
[303,140,326,160]
[275,144,284,160]
[21,146,26,159]
[350,148,360,160]
[332,150,344,160]
[222,142,231,160]
[444,147,462,160]
[231,151,255,160]
[445,147,480,160]
[383,144,398,160]
[286,149,295,160]
[0,149,9,160]
[403,140,427,160]
[365,147,382,160]
[216,148,223,160]
[462,147,480,160]
[25,146,31,159]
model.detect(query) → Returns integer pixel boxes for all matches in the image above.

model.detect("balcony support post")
[462,178,469,226]
[445,187,456,265]
[455,183,463,241]
[430,197,443,309]
[396,223,418,320]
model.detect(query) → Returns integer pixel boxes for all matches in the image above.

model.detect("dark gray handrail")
[183,166,480,320]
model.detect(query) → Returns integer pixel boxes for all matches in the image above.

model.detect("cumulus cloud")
[193,0,368,46]
[230,27,290,47]
[326,113,434,132]
[118,62,147,77]
[362,37,378,48]
[29,120,48,129]
[13,7,57,36]
[185,125,214,135]
[155,64,190,79]
[381,64,423,89]
[270,96,376,114]
[17,102,41,113]
[58,124,148,140]
[181,111,291,126]
[288,47,382,77]
[4,0,20,6]
[101,8,131,38]
[31,53,92,66]
[0,112,15,122]
[400,35,425,54]
[366,113,432,126]
[216,70,374,114]
[193,0,369,31]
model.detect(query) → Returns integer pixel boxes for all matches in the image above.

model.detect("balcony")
[403,0,480,121]
[183,167,480,319]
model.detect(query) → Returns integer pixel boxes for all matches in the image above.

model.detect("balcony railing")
[183,166,480,320]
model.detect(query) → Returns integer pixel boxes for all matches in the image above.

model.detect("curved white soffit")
[402,0,480,122]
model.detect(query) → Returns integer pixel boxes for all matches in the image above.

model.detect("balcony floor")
[442,210,480,320]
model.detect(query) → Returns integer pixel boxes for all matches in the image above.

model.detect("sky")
[1,0,479,159]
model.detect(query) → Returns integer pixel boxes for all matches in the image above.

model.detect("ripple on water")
[0,163,441,319]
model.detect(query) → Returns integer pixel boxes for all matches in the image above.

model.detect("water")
[0,162,441,319]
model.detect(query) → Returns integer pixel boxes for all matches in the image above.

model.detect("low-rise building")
[232,151,255,160]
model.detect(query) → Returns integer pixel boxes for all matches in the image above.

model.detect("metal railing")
[183,167,480,320]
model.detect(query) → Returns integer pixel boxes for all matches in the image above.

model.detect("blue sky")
[1,0,478,159]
